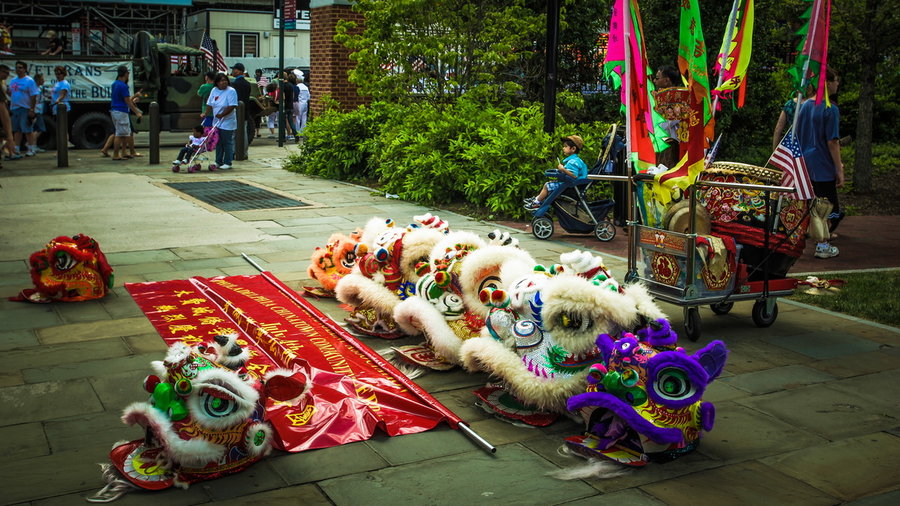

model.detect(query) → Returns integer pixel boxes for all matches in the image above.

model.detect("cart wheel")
[710,301,734,315]
[532,216,554,240]
[683,307,701,342]
[752,300,778,327]
[594,220,616,242]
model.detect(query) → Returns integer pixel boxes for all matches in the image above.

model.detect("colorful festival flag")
[713,0,754,108]
[787,0,832,105]
[677,0,713,142]
[651,0,711,207]
[768,130,814,200]
[603,0,668,172]
[127,274,459,452]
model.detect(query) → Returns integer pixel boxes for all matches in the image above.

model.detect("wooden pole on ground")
[149,102,160,165]
[56,109,68,168]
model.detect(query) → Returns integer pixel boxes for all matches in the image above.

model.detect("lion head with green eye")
[565,320,728,466]
[100,337,308,492]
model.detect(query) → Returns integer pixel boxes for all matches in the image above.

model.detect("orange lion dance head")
[306,230,362,295]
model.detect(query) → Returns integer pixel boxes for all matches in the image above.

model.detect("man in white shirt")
[294,70,310,136]
[204,73,238,170]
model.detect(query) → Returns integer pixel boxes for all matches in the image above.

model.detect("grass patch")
[789,270,900,327]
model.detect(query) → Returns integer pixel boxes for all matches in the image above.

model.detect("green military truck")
[3,31,269,150]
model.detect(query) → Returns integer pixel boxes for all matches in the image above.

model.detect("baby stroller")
[528,128,624,242]
[172,121,220,173]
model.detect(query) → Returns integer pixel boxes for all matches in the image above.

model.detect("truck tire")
[71,112,114,150]
[37,116,57,151]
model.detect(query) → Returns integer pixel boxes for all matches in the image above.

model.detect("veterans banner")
[126,274,455,452]
[0,60,134,102]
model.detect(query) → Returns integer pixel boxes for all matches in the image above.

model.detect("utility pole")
[543,0,560,134]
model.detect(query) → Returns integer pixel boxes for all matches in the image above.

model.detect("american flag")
[768,130,814,201]
[170,55,186,65]
[200,31,227,72]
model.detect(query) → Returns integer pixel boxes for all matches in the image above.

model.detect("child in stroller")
[524,135,588,210]
[525,134,618,242]
[172,125,214,173]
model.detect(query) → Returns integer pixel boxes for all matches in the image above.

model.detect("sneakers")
[218,164,232,170]
[25,150,35,157]
[4,153,23,161]
[814,244,839,259]
[34,147,46,153]
[524,198,542,210]
[172,159,183,165]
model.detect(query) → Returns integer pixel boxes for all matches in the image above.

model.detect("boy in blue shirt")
[525,135,588,210]
[109,65,143,160]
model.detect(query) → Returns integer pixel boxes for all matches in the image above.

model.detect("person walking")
[109,65,143,160]
[230,63,254,153]
[51,66,71,116]
[294,70,309,137]
[8,61,40,157]
[31,72,51,153]
[795,68,844,259]
[196,71,219,152]
[264,82,279,138]
[205,73,237,171]
[0,64,20,163]
[282,72,299,140]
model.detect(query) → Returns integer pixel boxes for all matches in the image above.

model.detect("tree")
[830,0,900,193]
[336,0,544,107]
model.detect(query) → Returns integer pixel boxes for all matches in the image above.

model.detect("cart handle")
[692,180,795,194]
[588,174,795,194]
[586,174,633,183]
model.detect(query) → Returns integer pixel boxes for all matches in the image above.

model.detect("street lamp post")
[543,0,560,134]
[278,0,286,147]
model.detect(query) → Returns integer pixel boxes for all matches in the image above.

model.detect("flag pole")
[623,0,633,176]
[239,253,497,454]
[790,0,823,135]
[711,0,740,115]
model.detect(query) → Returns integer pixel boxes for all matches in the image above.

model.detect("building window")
[227,32,259,58]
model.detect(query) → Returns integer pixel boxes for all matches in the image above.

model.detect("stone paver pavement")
[0,141,897,505]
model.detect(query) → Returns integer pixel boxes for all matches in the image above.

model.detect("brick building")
[309,0,367,115]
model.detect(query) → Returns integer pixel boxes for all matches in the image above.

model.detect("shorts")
[11,108,34,133]
[546,181,562,192]
[111,110,131,136]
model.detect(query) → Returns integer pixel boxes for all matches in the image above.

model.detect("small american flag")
[170,55,186,65]
[768,130,814,201]
[200,31,227,72]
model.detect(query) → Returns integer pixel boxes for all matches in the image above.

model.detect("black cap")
[231,62,245,71]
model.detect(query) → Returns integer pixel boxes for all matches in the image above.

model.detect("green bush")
[283,95,614,219]
[372,96,613,218]
[283,101,395,181]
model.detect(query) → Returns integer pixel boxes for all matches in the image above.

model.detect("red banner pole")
[240,254,496,453]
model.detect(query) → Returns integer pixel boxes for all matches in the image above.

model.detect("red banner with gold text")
[126,275,453,452]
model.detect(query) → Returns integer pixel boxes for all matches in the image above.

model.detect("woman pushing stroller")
[524,135,588,210]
